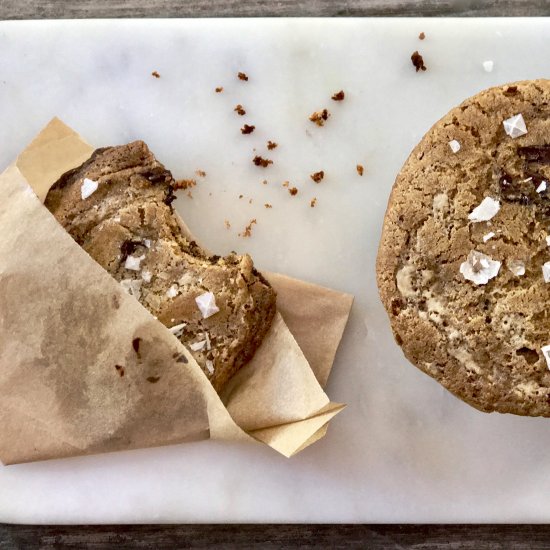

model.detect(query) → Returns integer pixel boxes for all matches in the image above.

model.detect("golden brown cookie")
[377,79,550,416]
[45,141,276,392]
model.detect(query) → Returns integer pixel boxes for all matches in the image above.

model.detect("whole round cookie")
[377,79,550,416]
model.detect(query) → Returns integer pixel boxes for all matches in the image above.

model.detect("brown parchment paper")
[0,118,353,464]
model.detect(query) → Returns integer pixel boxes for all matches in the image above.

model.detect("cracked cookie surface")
[377,79,550,416]
[45,141,276,393]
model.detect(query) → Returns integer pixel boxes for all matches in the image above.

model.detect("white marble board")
[1,18,550,524]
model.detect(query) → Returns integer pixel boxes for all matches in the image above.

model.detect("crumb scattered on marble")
[282,181,289,188]
[419,32,425,40]
[267,141,278,150]
[234,104,246,115]
[253,155,273,167]
[173,178,197,190]
[239,218,257,237]
[309,109,330,126]
[310,197,317,208]
[331,90,345,101]
[224,220,231,229]
[357,164,364,176]
[241,124,255,135]
[264,203,272,209]
[195,169,206,178]
[151,71,160,78]
[310,170,325,183]
[411,51,427,72]
[239,194,244,199]
[215,86,223,93]
[238,72,249,81]
[289,187,298,196]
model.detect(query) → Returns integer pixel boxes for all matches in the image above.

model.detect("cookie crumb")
[262,179,268,185]
[173,178,197,190]
[195,170,207,178]
[264,203,272,209]
[248,198,253,204]
[411,51,427,72]
[310,170,325,183]
[419,32,425,40]
[331,90,345,101]
[282,181,289,188]
[215,86,223,93]
[310,197,317,208]
[253,155,273,167]
[241,124,255,134]
[151,71,160,78]
[309,109,330,126]
[234,104,246,116]
[238,72,249,81]
[357,164,364,176]
[239,194,244,199]
[289,187,298,196]
[224,220,231,229]
[267,141,278,150]
[239,219,257,237]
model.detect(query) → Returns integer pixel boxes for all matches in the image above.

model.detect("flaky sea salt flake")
[543,262,550,283]
[166,284,179,298]
[124,254,145,271]
[81,178,98,200]
[448,140,461,153]
[503,113,527,139]
[190,340,207,352]
[483,232,495,242]
[507,259,525,277]
[205,360,215,375]
[537,181,547,193]
[468,197,500,222]
[195,291,220,319]
[542,345,550,370]
[460,250,501,285]
[169,323,186,337]
[482,60,494,72]
[141,270,152,283]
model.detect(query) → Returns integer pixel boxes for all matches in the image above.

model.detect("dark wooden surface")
[2,1,550,548]
[1,0,549,18]
[2,524,550,549]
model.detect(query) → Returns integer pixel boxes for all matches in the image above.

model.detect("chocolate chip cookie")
[45,141,276,392]
[377,79,550,416]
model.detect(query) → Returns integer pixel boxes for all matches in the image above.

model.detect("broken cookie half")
[45,141,277,392]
